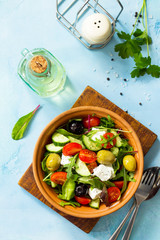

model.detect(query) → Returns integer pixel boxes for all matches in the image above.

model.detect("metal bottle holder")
[56,0,123,49]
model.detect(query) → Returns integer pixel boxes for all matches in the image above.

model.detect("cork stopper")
[30,55,48,73]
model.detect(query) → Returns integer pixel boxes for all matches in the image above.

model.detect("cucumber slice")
[111,147,119,157]
[46,143,63,153]
[110,130,123,148]
[82,135,102,151]
[68,136,85,149]
[75,158,91,177]
[89,198,100,209]
[51,181,57,188]
[52,132,70,146]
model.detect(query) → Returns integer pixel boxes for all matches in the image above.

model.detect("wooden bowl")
[33,106,143,218]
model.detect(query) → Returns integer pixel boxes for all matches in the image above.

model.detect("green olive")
[123,155,136,172]
[46,153,61,171]
[97,150,115,164]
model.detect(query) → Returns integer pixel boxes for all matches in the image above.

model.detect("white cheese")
[61,154,72,165]
[93,164,115,181]
[88,188,102,200]
[91,130,106,141]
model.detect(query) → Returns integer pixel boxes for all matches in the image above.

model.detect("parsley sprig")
[115,0,160,78]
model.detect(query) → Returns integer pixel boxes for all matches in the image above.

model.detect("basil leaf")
[12,105,40,140]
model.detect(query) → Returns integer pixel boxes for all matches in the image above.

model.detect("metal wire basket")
[56,0,123,49]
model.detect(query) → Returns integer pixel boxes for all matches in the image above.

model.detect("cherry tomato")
[79,149,97,163]
[83,116,100,129]
[113,181,124,189]
[51,172,67,185]
[107,187,121,203]
[102,133,116,149]
[75,196,91,205]
[87,162,98,174]
[62,142,82,156]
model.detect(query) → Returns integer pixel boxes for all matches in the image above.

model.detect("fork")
[122,167,159,240]
[109,167,160,240]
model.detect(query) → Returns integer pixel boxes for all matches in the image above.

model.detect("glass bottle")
[18,48,66,97]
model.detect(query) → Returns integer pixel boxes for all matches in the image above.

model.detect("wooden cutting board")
[18,86,157,233]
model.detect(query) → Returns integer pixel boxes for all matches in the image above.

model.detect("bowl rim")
[33,106,144,218]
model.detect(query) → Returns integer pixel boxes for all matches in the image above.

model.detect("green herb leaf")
[78,176,105,190]
[60,200,81,208]
[133,29,152,45]
[64,154,78,179]
[115,34,141,59]
[134,54,151,69]
[146,65,160,78]
[12,105,40,140]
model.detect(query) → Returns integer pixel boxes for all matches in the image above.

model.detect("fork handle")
[109,200,136,240]
[122,204,140,240]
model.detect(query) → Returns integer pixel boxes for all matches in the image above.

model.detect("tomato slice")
[83,116,100,129]
[87,161,97,174]
[75,196,91,205]
[107,187,121,203]
[79,149,97,163]
[102,133,116,149]
[113,181,124,189]
[51,172,67,185]
[62,142,82,156]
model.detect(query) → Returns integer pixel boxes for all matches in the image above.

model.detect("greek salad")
[41,115,137,209]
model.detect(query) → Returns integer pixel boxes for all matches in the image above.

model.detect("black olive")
[75,184,88,196]
[68,120,84,134]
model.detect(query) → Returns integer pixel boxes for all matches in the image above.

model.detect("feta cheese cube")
[61,154,72,165]
[93,164,115,181]
[89,188,102,199]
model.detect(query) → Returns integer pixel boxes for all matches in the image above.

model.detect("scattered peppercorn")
[120,92,123,96]
[139,102,142,106]
[125,110,128,113]
[132,24,135,27]
[135,12,138,17]
[124,78,127,82]
[107,77,110,81]
[138,20,141,23]
[111,58,114,61]
[140,14,142,18]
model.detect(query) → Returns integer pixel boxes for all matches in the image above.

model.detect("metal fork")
[122,167,159,240]
[109,167,160,240]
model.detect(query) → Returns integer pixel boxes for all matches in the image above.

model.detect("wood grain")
[18,86,157,233]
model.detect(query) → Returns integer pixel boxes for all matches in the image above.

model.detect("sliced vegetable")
[87,161,97,174]
[79,149,97,163]
[46,143,63,153]
[111,147,119,157]
[113,181,124,189]
[52,132,69,146]
[82,135,102,151]
[74,196,91,205]
[68,136,85,149]
[60,200,81,207]
[83,116,100,129]
[107,187,121,203]
[75,158,91,176]
[102,133,116,149]
[110,130,123,147]
[51,172,67,185]
[89,198,100,209]
[63,142,82,156]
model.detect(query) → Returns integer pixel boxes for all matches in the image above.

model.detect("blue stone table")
[0,0,160,239]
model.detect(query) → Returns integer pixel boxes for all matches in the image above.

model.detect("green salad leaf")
[12,105,40,140]
[100,115,115,128]
[60,201,81,208]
